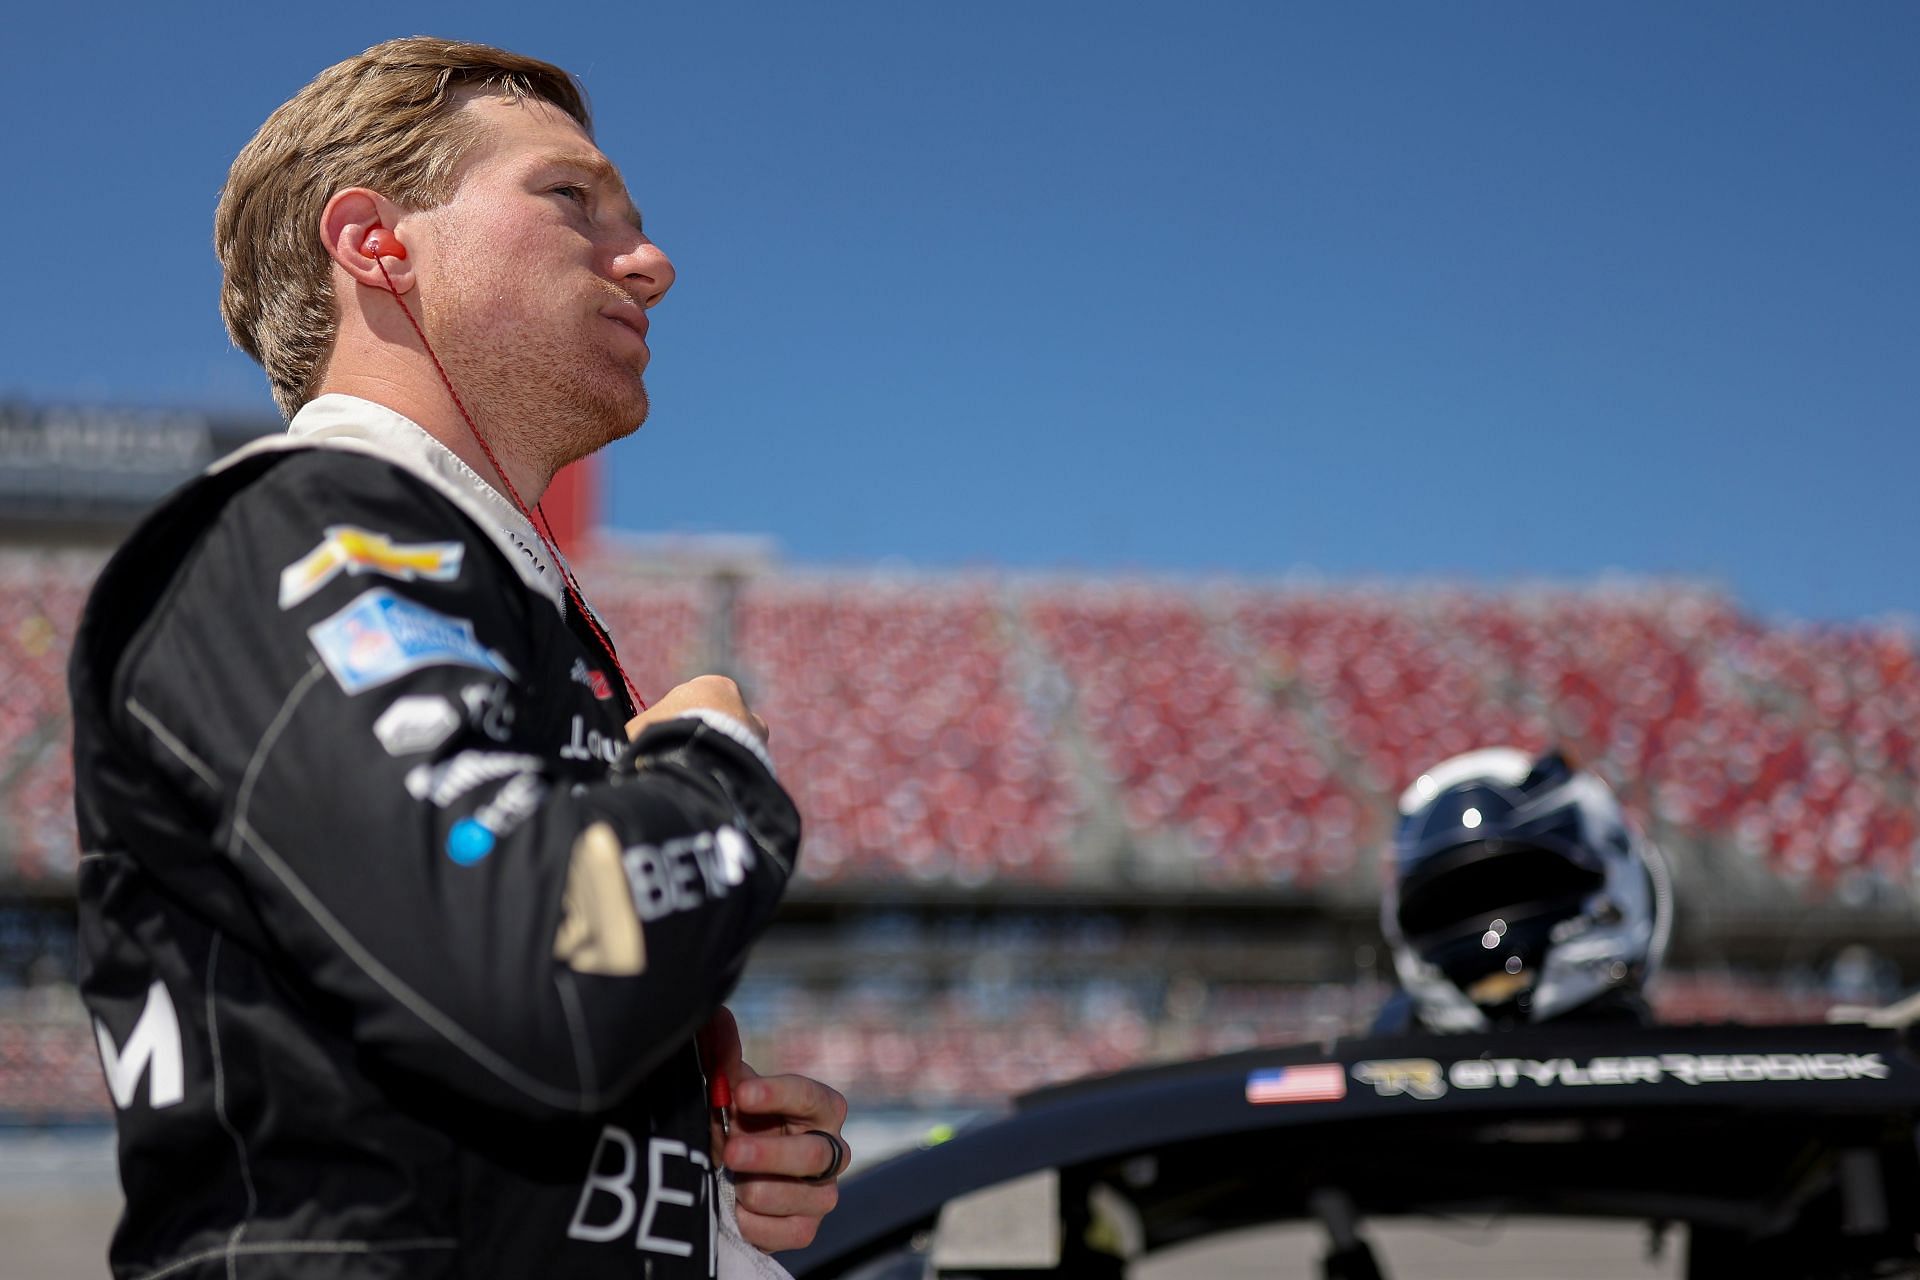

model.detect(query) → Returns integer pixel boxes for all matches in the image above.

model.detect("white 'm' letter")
[94,981,184,1111]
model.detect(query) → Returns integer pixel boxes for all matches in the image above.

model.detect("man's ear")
[320,188,416,294]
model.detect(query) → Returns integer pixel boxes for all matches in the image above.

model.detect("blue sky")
[4,3,1914,621]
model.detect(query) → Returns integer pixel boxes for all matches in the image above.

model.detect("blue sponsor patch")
[309,588,510,695]
[446,818,497,865]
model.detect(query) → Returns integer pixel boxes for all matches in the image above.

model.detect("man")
[70,37,844,1278]
[1373,746,1673,1034]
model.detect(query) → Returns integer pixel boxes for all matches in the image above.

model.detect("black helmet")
[1382,747,1672,1031]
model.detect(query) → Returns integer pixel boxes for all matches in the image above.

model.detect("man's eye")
[551,184,588,204]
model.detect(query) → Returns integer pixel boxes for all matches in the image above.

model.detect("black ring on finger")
[801,1129,845,1184]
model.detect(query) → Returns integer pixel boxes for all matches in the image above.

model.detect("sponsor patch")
[309,588,510,695]
[460,680,517,743]
[507,529,549,577]
[620,827,758,923]
[444,773,546,864]
[572,658,615,701]
[372,695,462,756]
[279,526,463,609]
[1352,1058,1449,1100]
[554,823,647,975]
[447,819,496,865]
[1246,1064,1347,1105]
[405,751,542,807]
[561,714,625,766]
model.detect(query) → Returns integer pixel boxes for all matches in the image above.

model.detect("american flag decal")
[1246,1064,1347,1105]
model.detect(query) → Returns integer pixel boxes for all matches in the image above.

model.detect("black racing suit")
[70,426,800,1278]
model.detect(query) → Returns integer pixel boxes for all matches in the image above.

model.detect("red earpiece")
[362,228,407,261]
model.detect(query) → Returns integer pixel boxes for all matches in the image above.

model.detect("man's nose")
[614,239,675,309]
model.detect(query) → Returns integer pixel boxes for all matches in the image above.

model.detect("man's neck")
[314,372,552,505]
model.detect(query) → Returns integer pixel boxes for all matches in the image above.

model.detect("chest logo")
[309,588,512,695]
[372,694,462,756]
[571,658,614,702]
[279,525,464,609]
[561,715,624,766]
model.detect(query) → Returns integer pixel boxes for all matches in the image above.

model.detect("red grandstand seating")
[2,550,1914,898]
[1025,584,1363,887]
[0,552,97,884]
[1711,622,1920,887]
[734,578,1081,884]
[0,1006,111,1121]
[1233,590,1555,803]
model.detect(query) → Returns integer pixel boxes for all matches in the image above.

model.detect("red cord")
[375,258,647,712]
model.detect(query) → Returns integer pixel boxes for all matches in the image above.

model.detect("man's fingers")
[723,1129,849,1181]
[733,1073,847,1128]
[734,1204,825,1253]
[624,674,760,741]
[719,1063,847,1255]
[732,1174,839,1221]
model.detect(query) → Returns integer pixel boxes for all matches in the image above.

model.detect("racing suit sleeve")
[105,451,800,1118]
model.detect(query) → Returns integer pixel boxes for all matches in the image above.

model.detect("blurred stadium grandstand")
[1,401,1915,1124]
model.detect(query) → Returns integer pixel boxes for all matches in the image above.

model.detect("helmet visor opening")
[1397,842,1604,943]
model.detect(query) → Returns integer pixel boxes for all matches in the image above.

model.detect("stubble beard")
[426,293,649,489]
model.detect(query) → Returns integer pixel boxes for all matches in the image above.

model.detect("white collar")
[220,394,567,614]
[239,397,769,768]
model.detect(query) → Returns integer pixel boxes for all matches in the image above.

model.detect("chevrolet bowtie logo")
[279,526,465,609]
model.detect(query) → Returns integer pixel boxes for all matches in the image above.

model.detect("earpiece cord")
[374,255,647,713]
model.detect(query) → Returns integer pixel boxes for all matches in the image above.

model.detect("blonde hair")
[214,37,590,418]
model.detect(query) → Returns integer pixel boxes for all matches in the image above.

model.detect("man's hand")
[700,1006,849,1253]
[626,675,769,743]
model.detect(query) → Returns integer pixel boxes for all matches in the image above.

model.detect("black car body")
[789,1020,1920,1279]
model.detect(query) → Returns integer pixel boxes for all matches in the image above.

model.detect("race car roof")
[788,1020,1920,1278]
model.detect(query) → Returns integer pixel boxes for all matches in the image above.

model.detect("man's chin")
[612,384,648,439]
[568,385,647,459]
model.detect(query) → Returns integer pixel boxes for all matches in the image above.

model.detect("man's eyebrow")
[543,151,645,232]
